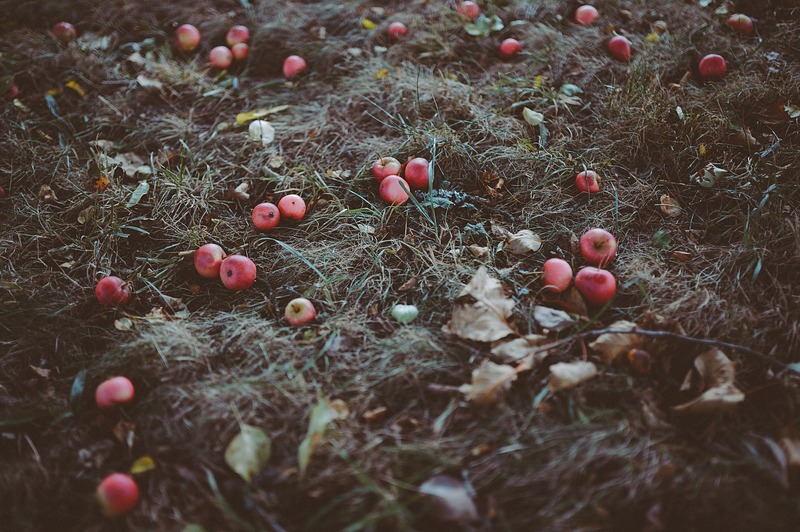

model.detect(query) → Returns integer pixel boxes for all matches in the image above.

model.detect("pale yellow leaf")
[447,267,515,342]
[659,194,682,217]
[672,349,744,414]
[490,335,549,363]
[548,361,598,392]
[418,475,479,524]
[130,455,156,474]
[504,230,542,255]
[224,424,271,483]
[298,398,348,475]
[459,360,517,405]
[235,105,290,125]
[589,320,645,365]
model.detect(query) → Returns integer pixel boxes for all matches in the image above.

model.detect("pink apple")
[277,194,306,220]
[404,157,430,190]
[608,36,631,62]
[283,55,307,79]
[574,267,617,307]
[726,14,753,36]
[457,1,481,20]
[579,228,618,266]
[379,175,410,205]
[574,5,599,26]
[542,258,573,293]
[194,243,226,278]
[96,473,139,517]
[219,255,257,291]
[175,24,200,52]
[226,25,250,47]
[231,43,249,61]
[52,22,77,44]
[499,38,522,60]
[95,276,131,306]
[95,377,135,410]
[285,297,317,326]
[699,54,727,81]
[388,22,408,42]
[252,202,280,230]
[575,170,601,193]
[372,157,402,182]
[209,46,233,69]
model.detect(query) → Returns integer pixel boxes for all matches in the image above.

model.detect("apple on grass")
[209,46,233,69]
[285,297,316,326]
[219,255,256,291]
[283,55,307,79]
[372,157,401,181]
[194,243,226,278]
[277,194,306,220]
[574,5,599,26]
[388,22,408,42]
[726,14,753,36]
[379,175,410,205]
[95,276,131,306]
[542,258,573,293]
[231,43,249,61]
[96,473,139,517]
[404,157,430,189]
[52,22,77,43]
[699,54,727,81]
[574,267,617,307]
[608,36,631,62]
[226,25,250,47]
[499,38,521,60]
[252,202,280,230]
[575,170,601,193]
[457,1,480,20]
[175,24,200,52]
[580,228,618,266]
[95,377,135,409]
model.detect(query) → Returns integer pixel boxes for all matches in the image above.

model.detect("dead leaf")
[229,181,250,201]
[672,349,745,414]
[298,398,349,475]
[114,317,134,331]
[225,424,271,483]
[236,105,290,125]
[548,361,598,392]
[522,108,544,126]
[589,320,645,365]
[37,184,58,203]
[418,475,479,525]
[447,267,515,342]
[136,74,163,91]
[77,206,94,224]
[468,245,489,258]
[363,406,388,422]
[659,194,682,217]
[490,223,511,240]
[458,360,517,405]
[130,455,156,474]
[533,306,575,332]
[729,127,757,148]
[30,365,50,378]
[267,155,285,168]
[504,230,542,255]
[93,176,110,191]
[490,335,549,363]
[398,276,418,292]
[541,286,588,317]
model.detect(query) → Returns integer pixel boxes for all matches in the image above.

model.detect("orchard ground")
[2,0,800,530]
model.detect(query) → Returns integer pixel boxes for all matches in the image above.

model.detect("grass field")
[2,0,800,530]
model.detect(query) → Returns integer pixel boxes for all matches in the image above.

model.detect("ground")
[1,0,800,530]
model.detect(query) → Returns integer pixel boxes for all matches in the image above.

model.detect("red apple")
[388,22,408,42]
[574,5,599,26]
[219,255,257,291]
[499,38,522,60]
[379,175,410,205]
[231,43,249,61]
[575,170,601,193]
[52,22,77,44]
[699,54,727,81]
[209,46,233,69]
[95,276,131,306]
[457,1,481,20]
[277,194,306,220]
[226,25,250,47]
[608,36,631,62]
[574,267,617,307]
[372,157,402,182]
[283,55,307,79]
[285,297,317,326]
[580,228,618,266]
[95,376,135,410]
[194,243,226,279]
[542,258,573,293]
[404,157,430,189]
[252,202,280,230]
[96,473,139,517]
[726,14,753,36]
[175,24,200,52]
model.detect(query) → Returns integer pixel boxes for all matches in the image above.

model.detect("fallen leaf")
[361,18,377,29]
[126,180,150,208]
[490,223,511,240]
[225,424,271,483]
[548,361,598,392]
[136,74,163,91]
[235,105,290,125]
[375,68,389,80]
[37,184,58,203]
[114,317,134,331]
[447,267,515,342]
[672,349,745,414]
[468,244,489,258]
[248,120,275,146]
[298,398,349,475]
[64,80,87,97]
[77,206,94,224]
[418,475,479,525]
[533,305,575,332]
[130,455,156,474]
[398,276,418,292]
[93,176,110,191]
[267,155,285,168]
[589,320,645,365]
[504,230,542,255]
[659,194,682,217]
[490,334,549,363]
[30,365,50,378]
[363,406,388,422]
[522,108,544,126]
[459,360,517,405]
[229,181,250,201]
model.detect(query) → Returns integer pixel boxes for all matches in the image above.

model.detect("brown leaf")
[659,194,682,217]
[448,267,515,342]
[548,361,598,392]
[459,360,517,405]
[490,334,549,363]
[228,181,250,201]
[540,286,588,316]
[672,349,745,414]
[398,276,418,292]
[37,184,58,203]
[533,306,576,332]
[504,230,542,255]
[589,320,645,365]
[467,245,489,258]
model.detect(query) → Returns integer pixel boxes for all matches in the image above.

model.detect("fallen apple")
[285,297,316,326]
[699,54,727,81]
[283,55,307,79]
[579,228,618,266]
[608,35,631,62]
[95,376,135,409]
[231,43,249,61]
[209,46,233,69]
[226,25,250,47]
[574,5,599,26]
[575,170,601,193]
[404,157,430,190]
[96,473,139,517]
[574,267,617,307]
[499,38,522,60]
[95,276,131,306]
[194,243,226,278]
[372,156,402,182]
[542,258,573,293]
[379,175,410,205]
[52,22,77,44]
[457,1,481,20]
[219,255,257,291]
[388,22,408,42]
[277,194,306,220]
[726,14,753,36]
[252,202,281,230]
[175,24,200,52]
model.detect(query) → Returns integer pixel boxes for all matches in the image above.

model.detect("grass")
[2,0,800,530]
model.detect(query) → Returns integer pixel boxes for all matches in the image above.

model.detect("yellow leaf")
[47,88,60,96]
[225,424,271,483]
[533,75,543,89]
[235,105,290,125]
[361,18,377,29]
[698,144,707,156]
[130,455,156,474]
[65,80,87,96]
[375,68,389,81]
[646,32,661,43]
[94,176,110,191]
